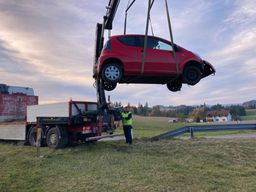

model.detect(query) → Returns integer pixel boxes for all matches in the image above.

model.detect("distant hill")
[242,100,256,108]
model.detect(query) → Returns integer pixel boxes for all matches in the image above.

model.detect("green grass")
[241,109,256,121]
[115,115,256,138]
[132,115,187,137]
[1,139,256,192]
[2,115,256,191]
[115,115,187,137]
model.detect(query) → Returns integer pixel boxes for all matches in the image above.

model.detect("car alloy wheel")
[102,63,122,83]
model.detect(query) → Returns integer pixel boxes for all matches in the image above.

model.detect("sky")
[0,0,255,106]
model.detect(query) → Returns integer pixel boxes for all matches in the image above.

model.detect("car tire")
[46,126,68,149]
[102,63,122,83]
[167,80,182,92]
[102,80,117,91]
[183,65,202,85]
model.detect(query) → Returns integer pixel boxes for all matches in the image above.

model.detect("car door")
[116,36,141,74]
[139,36,177,75]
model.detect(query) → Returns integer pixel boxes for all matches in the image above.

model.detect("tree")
[211,104,224,110]
[177,113,185,122]
[190,107,207,122]
[137,103,144,116]
[229,105,246,117]
[150,106,161,116]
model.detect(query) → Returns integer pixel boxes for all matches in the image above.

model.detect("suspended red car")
[93,34,215,91]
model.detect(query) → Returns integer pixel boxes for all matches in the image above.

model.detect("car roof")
[111,34,169,42]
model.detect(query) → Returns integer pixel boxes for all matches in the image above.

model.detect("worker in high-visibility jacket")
[121,106,133,144]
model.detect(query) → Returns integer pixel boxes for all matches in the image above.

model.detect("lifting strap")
[141,0,154,75]
[164,0,179,74]
[123,0,179,76]
[149,16,154,36]
[124,0,136,34]
[141,0,179,75]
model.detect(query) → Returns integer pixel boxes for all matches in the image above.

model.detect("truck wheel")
[46,126,68,149]
[28,127,42,147]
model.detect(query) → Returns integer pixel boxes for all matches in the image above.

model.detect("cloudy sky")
[0,0,255,106]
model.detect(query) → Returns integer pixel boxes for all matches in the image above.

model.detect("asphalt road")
[202,134,256,139]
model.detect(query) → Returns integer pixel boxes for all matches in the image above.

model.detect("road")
[202,133,256,139]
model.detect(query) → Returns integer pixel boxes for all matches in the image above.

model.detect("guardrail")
[151,123,256,141]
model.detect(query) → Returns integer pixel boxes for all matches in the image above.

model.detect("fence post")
[190,127,194,139]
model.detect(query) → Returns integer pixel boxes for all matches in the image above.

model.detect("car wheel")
[183,65,202,85]
[167,80,182,92]
[102,63,122,83]
[46,126,68,149]
[102,81,117,91]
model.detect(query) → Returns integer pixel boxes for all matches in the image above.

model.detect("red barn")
[0,84,38,122]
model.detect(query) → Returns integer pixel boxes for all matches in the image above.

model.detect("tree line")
[113,102,246,121]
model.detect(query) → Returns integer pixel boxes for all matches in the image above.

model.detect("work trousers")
[123,125,133,144]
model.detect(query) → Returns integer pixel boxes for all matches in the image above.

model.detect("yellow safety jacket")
[121,112,133,126]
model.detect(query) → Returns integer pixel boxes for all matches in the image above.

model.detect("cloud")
[0,0,99,103]
[0,0,256,106]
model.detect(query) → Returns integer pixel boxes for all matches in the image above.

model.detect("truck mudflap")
[202,60,215,78]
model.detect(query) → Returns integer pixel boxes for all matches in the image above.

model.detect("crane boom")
[93,0,122,133]
[105,0,120,30]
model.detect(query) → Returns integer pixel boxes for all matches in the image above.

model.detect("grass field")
[116,115,187,138]
[116,115,256,138]
[1,115,256,191]
[1,139,256,192]
[242,109,256,121]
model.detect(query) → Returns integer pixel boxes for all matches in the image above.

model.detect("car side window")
[138,36,173,51]
[117,36,137,46]
[157,40,173,51]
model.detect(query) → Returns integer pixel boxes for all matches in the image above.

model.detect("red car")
[93,34,215,91]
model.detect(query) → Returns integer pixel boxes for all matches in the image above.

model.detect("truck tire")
[46,126,68,149]
[28,126,42,147]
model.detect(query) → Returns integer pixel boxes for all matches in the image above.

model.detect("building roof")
[207,110,230,117]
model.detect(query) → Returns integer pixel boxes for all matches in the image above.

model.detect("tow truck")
[0,0,209,148]
[0,1,122,149]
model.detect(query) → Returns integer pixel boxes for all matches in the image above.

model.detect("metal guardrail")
[151,123,256,141]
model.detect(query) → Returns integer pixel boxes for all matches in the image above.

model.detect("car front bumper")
[202,60,216,78]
